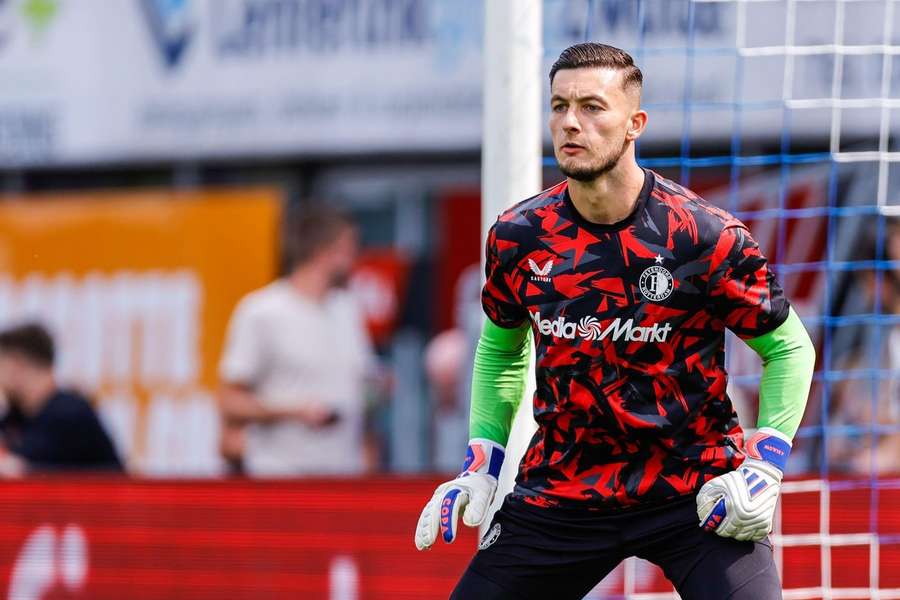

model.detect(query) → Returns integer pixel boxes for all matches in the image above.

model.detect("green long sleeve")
[468,320,532,446]
[744,307,816,438]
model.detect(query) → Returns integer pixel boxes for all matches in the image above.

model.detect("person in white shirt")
[218,209,374,477]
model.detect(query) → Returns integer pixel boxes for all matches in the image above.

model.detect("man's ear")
[626,110,648,141]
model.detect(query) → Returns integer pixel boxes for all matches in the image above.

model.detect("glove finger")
[696,495,718,523]
[440,488,469,544]
[414,497,439,551]
[462,488,491,527]
[696,482,725,517]
[734,525,766,542]
[697,480,725,500]
[747,526,770,542]
[741,531,760,542]
[699,496,727,532]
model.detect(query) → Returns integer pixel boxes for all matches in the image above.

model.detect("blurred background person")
[217,209,376,477]
[828,217,900,474]
[0,322,122,476]
[424,263,483,472]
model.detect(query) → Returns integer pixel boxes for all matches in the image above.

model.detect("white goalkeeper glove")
[414,438,504,551]
[697,427,792,542]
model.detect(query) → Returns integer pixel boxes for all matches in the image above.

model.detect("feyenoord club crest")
[479,523,501,550]
[639,263,674,302]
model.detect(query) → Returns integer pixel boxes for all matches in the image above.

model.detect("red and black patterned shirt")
[482,170,790,511]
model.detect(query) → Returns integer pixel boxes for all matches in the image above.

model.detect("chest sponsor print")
[529,311,673,344]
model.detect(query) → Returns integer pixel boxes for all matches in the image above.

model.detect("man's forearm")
[745,307,816,438]
[218,383,285,424]
[469,320,532,446]
[699,308,813,540]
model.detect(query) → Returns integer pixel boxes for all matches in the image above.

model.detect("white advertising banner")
[0,0,893,166]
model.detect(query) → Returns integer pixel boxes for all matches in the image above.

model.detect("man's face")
[0,352,26,406]
[549,67,644,182]
[324,226,359,289]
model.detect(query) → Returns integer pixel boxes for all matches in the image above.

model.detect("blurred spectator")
[424,263,485,471]
[829,218,900,473]
[424,326,469,471]
[218,209,376,477]
[0,323,122,476]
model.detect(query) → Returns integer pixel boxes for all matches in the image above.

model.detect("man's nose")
[561,107,581,133]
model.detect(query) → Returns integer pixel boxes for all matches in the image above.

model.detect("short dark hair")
[284,207,354,270]
[549,42,643,91]
[0,322,55,367]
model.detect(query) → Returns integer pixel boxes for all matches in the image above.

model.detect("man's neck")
[287,264,330,303]
[567,160,646,225]
[20,372,55,418]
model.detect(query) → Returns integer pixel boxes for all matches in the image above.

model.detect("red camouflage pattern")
[482,171,790,511]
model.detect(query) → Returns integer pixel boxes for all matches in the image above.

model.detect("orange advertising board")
[0,187,282,474]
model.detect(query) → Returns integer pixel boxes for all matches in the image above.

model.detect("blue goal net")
[541,1,900,597]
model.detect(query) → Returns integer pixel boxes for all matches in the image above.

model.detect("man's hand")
[291,403,340,428]
[0,448,25,479]
[697,427,792,542]
[415,439,504,551]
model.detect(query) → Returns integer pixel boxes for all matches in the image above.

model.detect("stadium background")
[0,0,897,598]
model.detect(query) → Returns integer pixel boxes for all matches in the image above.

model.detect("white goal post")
[480,0,544,531]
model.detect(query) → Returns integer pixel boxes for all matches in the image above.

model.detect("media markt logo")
[139,0,195,69]
[530,311,672,344]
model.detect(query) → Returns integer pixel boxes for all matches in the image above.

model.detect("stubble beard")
[329,269,351,290]
[558,138,628,183]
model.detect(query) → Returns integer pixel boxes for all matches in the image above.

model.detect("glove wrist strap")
[741,457,783,481]
[460,438,505,480]
[745,427,792,474]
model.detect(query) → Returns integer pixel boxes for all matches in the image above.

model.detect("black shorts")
[451,495,781,600]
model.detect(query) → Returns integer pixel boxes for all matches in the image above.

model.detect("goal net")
[535,0,900,597]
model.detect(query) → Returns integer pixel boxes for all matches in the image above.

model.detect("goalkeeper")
[415,43,814,600]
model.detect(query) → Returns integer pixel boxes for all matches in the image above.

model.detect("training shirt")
[0,390,122,471]
[482,170,790,511]
[219,281,373,477]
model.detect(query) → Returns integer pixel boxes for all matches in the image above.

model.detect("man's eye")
[552,104,566,113]
[585,105,602,113]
